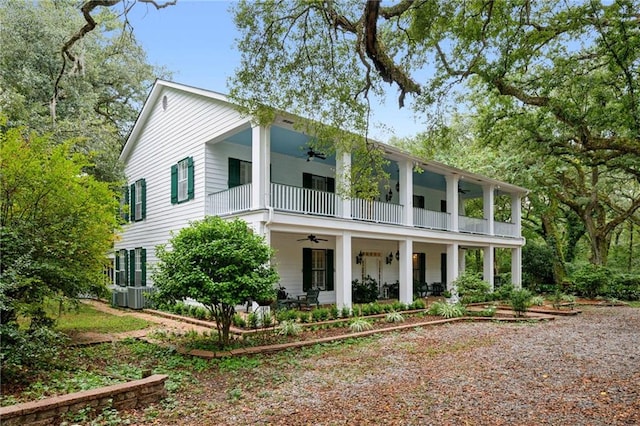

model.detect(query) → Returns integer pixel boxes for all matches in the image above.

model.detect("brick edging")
[0,375,168,425]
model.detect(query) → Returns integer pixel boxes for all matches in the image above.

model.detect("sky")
[125,0,423,141]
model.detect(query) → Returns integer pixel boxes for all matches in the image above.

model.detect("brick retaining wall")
[0,374,168,425]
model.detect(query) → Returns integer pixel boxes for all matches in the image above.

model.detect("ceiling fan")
[305,147,326,161]
[297,234,328,243]
[458,184,470,194]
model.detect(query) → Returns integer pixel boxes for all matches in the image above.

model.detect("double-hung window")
[171,157,194,204]
[115,249,128,286]
[302,248,334,291]
[128,247,147,286]
[129,179,146,221]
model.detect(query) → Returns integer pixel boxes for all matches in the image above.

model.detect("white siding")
[115,87,249,285]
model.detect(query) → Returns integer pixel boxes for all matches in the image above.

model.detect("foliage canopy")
[153,217,279,346]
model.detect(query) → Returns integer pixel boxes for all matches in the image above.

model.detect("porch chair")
[297,288,320,310]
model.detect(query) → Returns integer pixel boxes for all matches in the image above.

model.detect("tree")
[0,122,120,325]
[0,0,170,182]
[231,0,640,266]
[153,217,279,347]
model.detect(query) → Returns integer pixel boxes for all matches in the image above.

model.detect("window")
[413,195,425,209]
[413,252,426,286]
[228,158,252,188]
[302,173,335,193]
[440,200,447,213]
[128,247,147,286]
[130,179,146,221]
[171,157,194,204]
[115,249,128,286]
[303,248,334,291]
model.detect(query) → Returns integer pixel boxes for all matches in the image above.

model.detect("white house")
[114,80,527,309]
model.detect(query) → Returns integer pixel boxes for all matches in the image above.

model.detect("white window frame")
[134,248,142,286]
[134,180,143,220]
[178,159,189,202]
[311,249,327,290]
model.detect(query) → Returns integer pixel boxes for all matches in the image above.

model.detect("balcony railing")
[459,216,488,234]
[206,184,519,238]
[495,221,518,237]
[351,198,403,225]
[271,183,339,217]
[413,207,450,231]
[207,184,251,216]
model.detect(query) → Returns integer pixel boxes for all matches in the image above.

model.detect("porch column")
[398,239,413,305]
[399,160,413,226]
[336,232,353,310]
[251,124,271,210]
[483,245,495,291]
[511,247,522,289]
[336,151,351,219]
[511,193,522,237]
[447,242,460,296]
[445,175,459,232]
[483,185,495,235]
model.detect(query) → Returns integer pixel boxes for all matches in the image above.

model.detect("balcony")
[206,183,519,238]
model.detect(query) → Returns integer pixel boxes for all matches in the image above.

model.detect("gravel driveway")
[145,306,639,425]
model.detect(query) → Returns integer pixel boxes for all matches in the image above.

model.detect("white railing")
[495,221,518,237]
[207,184,251,216]
[459,216,488,234]
[271,183,339,217]
[351,198,403,225]
[413,208,450,231]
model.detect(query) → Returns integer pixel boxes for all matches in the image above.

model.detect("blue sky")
[126,0,423,141]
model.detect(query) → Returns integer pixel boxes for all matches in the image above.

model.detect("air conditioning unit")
[127,286,155,310]
[111,287,128,307]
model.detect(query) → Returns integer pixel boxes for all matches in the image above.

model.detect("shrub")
[454,272,491,304]
[391,301,407,312]
[510,289,532,317]
[352,276,379,303]
[311,308,330,322]
[341,306,351,318]
[385,311,405,323]
[427,301,466,318]
[409,298,426,310]
[530,295,545,306]
[329,305,340,319]
[492,283,514,301]
[232,314,246,328]
[570,264,610,298]
[261,312,273,328]
[349,317,373,332]
[0,323,68,383]
[276,320,302,336]
[607,274,640,301]
[247,312,259,329]
[298,311,312,323]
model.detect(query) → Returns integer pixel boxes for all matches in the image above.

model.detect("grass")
[50,300,150,334]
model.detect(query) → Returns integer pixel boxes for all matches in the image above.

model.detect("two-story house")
[114,80,527,309]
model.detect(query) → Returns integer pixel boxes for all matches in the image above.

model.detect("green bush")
[352,276,379,304]
[0,323,68,383]
[607,274,640,301]
[409,298,426,310]
[492,283,514,301]
[329,305,340,319]
[391,301,407,312]
[454,272,491,304]
[571,264,610,298]
[311,308,330,322]
[510,289,532,317]
[349,317,373,332]
[276,320,302,336]
[427,301,466,318]
[232,314,246,328]
[340,306,351,318]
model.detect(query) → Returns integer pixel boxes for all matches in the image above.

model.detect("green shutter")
[187,157,195,200]
[327,177,335,193]
[303,248,312,291]
[171,164,178,204]
[123,249,129,286]
[419,253,426,285]
[326,249,334,291]
[302,172,312,189]
[129,183,136,221]
[228,158,240,188]
[123,186,129,222]
[141,248,147,286]
[129,249,135,286]
[115,252,120,285]
[141,179,146,219]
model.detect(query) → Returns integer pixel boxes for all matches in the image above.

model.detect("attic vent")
[162,95,168,111]
[282,119,294,124]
